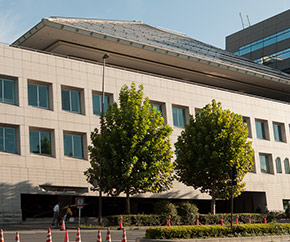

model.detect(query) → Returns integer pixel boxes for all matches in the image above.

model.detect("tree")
[84,82,175,214]
[174,99,254,214]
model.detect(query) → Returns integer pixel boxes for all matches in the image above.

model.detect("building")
[226,9,290,74]
[1,17,290,223]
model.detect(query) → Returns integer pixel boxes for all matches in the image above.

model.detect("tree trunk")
[211,193,216,215]
[125,192,131,214]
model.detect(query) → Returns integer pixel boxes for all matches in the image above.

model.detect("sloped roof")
[43,17,290,79]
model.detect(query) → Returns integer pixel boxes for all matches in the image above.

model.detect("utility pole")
[98,53,109,225]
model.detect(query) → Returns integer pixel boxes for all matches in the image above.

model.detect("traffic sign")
[76,197,85,208]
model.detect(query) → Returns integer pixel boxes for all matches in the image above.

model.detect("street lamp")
[99,53,109,224]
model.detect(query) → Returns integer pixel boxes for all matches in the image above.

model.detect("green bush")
[153,200,181,225]
[105,213,275,227]
[177,202,199,225]
[145,223,290,239]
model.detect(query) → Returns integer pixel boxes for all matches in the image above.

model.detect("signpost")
[76,197,85,228]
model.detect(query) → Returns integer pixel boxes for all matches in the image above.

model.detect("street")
[0,228,146,242]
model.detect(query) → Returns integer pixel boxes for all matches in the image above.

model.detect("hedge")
[105,213,274,227]
[145,223,290,239]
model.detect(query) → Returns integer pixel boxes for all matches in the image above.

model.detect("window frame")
[255,119,269,140]
[172,105,188,128]
[273,122,286,142]
[61,86,83,114]
[243,116,252,138]
[275,157,282,174]
[28,81,51,110]
[150,101,167,123]
[0,77,17,105]
[0,125,18,154]
[92,91,112,116]
[259,153,273,174]
[29,128,52,156]
[63,132,86,159]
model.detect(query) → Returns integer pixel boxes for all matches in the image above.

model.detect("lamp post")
[99,53,109,224]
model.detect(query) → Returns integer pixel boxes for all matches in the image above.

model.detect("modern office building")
[2,17,290,223]
[226,9,290,73]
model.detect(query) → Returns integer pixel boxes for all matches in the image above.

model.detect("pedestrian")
[64,205,73,222]
[52,202,60,226]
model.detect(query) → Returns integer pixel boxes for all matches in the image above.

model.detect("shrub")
[145,223,290,239]
[177,202,199,225]
[153,200,181,225]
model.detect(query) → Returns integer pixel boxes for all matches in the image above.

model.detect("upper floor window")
[92,93,110,115]
[243,116,252,138]
[28,83,49,109]
[0,126,17,153]
[151,103,162,113]
[172,106,186,128]
[0,79,16,105]
[259,154,271,174]
[255,119,268,140]
[273,122,285,142]
[64,133,83,159]
[62,89,81,113]
[276,157,282,173]
[284,158,290,174]
[29,129,51,155]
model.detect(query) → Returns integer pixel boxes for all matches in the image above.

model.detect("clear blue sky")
[0,0,289,49]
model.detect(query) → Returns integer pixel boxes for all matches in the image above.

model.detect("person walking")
[52,202,60,226]
[64,205,73,222]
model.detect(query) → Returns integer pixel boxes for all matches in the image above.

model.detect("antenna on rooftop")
[239,12,251,29]
[239,12,245,29]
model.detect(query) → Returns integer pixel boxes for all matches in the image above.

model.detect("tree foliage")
[84,83,175,213]
[174,99,254,214]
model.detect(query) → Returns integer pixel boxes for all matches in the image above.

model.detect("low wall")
[137,235,290,242]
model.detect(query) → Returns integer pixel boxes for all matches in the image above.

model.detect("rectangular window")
[62,89,81,113]
[29,130,51,155]
[28,83,49,109]
[259,154,270,173]
[0,126,16,153]
[255,120,267,139]
[64,134,83,158]
[151,103,162,113]
[92,94,109,115]
[172,107,186,128]
[276,157,282,173]
[0,79,16,105]
[273,122,285,142]
[243,117,252,138]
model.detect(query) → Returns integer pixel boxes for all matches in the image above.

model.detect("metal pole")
[78,208,81,228]
[98,54,109,225]
[231,184,233,232]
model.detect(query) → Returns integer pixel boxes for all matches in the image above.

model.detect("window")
[0,79,16,105]
[255,119,268,139]
[172,107,186,128]
[150,103,162,112]
[276,157,282,173]
[273,122,285,142]
[0,126,16,153]
[29,130,51,155]
[243,116,252,138]
[28,83,49,109]
[64,134,83,158]
[259,154,271,173]
[92,94,109,115]
[284,158,290,174]
[62,89,81,113]
[259,154,273,173]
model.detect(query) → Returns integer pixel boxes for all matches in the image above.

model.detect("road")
[0,228,146,242]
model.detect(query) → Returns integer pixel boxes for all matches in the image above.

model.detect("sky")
[0,0,290,49]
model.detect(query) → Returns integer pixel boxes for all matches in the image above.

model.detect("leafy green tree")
[84,83,175,213]
[175,99,254,214]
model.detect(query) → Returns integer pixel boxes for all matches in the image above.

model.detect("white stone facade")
[0,43,290,223]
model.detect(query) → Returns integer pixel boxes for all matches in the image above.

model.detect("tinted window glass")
[93,94,109,115]
[260,154,270,173]
[276,157,282,173]
[28,84,38,106]
[62,90,70,111]
[38,85,49,109]
[256,121,265,139]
